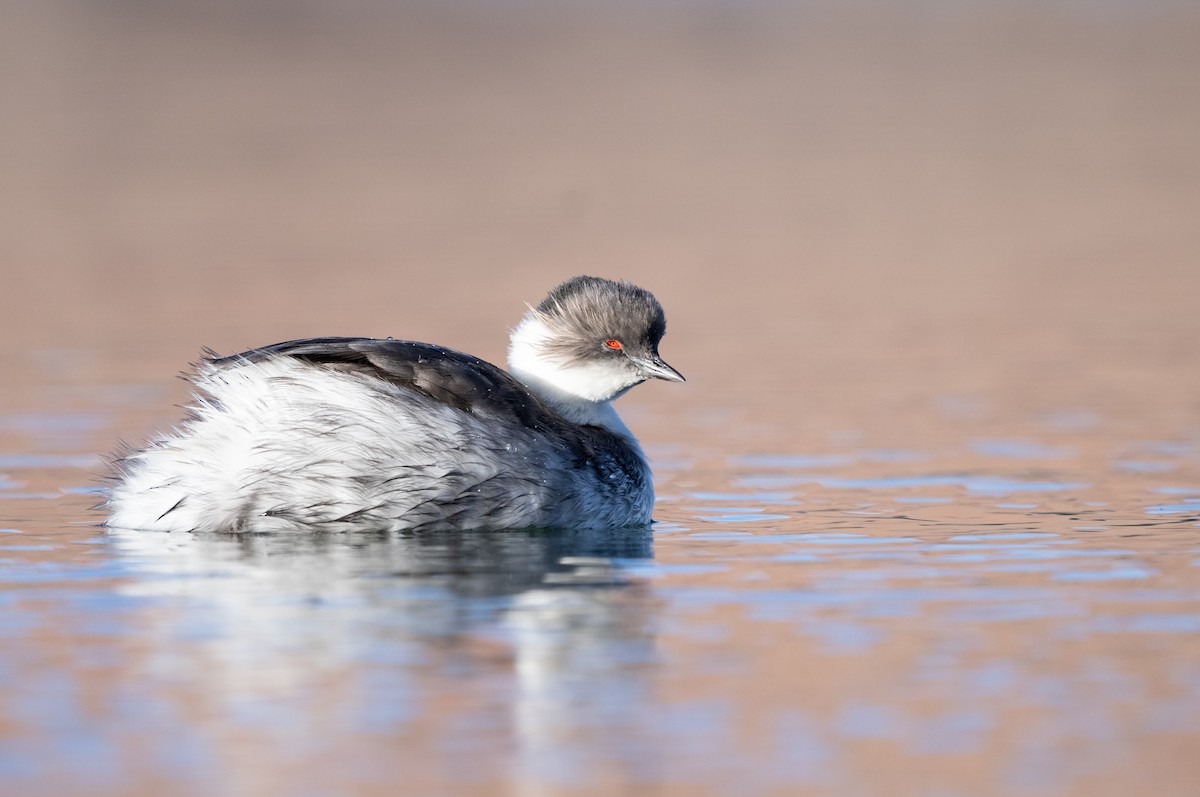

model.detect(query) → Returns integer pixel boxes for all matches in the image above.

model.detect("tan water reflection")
[3,1,1200,795]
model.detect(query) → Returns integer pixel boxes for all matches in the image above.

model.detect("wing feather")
[208,337,555,430]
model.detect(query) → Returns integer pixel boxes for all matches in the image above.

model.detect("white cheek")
[542,360,637,402]
[509,342,636,403]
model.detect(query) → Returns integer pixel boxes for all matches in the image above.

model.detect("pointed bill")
[630,355,685,382]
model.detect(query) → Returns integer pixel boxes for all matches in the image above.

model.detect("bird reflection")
[109,523,654,627]
[106,524,659,790]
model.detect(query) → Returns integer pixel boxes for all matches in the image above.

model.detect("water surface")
[4,2,1200,795]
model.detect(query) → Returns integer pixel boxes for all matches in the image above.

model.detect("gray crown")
[534,276,668,363]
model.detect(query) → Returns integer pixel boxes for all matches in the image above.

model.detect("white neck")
[507,315,637,440]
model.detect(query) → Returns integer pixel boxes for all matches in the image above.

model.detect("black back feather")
[209,337,557,431]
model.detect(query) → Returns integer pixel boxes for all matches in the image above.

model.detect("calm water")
[5,1,1200,795]
[2,387,1199,797]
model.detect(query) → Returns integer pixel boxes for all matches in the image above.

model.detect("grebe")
[105,276,683,533]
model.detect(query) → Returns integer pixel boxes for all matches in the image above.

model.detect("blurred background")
[3,4,1200,796]
[2,0,1197,448]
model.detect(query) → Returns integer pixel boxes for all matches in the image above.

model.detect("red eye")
[604,339,623,350]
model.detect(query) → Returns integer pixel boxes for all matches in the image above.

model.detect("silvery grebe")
[105,276,683,533]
